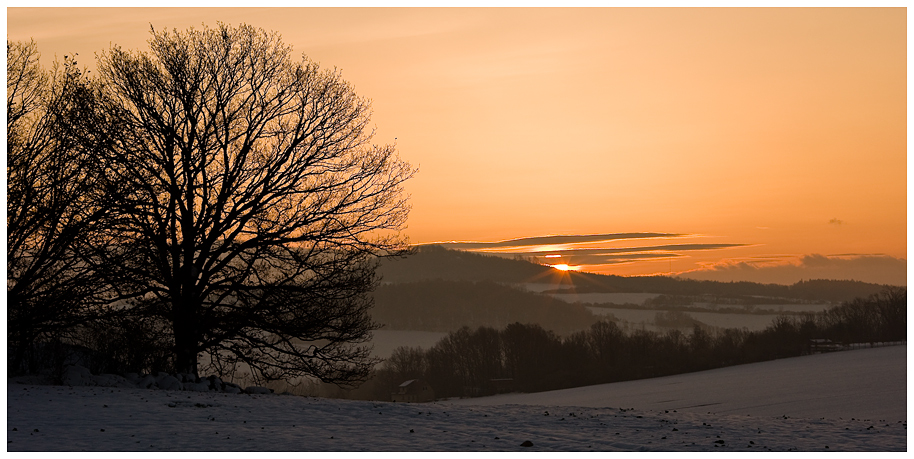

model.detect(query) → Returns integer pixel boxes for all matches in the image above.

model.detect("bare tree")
[7,40,116,373]
[95,23,414,385]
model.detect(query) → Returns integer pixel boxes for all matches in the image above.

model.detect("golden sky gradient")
[6,7,907,285]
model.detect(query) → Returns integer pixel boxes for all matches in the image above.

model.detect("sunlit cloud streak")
[418,233,752,274]
[421,233,683,250]
[477,243,750,267]
[492,243,749,258]
[543,253,684,266]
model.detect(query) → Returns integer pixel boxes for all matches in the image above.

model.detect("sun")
[550,264,580,272]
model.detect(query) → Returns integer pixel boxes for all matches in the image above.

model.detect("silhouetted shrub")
[73,314,174,375]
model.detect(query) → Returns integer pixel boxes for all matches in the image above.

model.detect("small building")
[809,338,843,353]
[391,379,435,403]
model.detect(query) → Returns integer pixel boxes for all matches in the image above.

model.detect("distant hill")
[559,273,890,304]
[372,279,597,335]
[377,245,557,284]
[377,245,891,303]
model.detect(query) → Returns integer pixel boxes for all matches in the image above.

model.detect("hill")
[377,245,891,303]
[371,280,597,335]
[377,245,556,284]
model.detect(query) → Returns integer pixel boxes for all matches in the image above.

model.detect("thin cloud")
[441,240,752,272]
[421,235,751,275]
[530,252,684,266]
[828,218,845,225]
[481,243,749,258]
[423,233,684,250]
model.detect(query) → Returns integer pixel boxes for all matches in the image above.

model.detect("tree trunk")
[172,303,199,377]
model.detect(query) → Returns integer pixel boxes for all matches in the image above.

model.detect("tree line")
[367,287,905,400]
[7,24,414,387]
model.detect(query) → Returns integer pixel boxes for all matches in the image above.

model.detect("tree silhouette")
[7,40,117,373]
[94,23,414,385]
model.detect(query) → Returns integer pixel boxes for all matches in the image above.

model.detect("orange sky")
[6,7,908,285]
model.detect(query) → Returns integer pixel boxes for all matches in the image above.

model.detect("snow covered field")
[7,346,906,451]
[547,292,662,305]
[446,345,907,420]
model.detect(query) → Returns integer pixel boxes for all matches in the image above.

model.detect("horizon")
[410,240,905,287]
[6,7,907,286]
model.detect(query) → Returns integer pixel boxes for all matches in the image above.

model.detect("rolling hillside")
[377,245,892,303]
[372,279,597,335]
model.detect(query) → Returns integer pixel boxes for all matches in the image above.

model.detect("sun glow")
[550,264,580,272]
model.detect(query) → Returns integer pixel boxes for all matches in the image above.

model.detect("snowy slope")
[6,346,907,451]
[446,345,907,421]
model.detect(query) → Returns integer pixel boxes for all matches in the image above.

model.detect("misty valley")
[294,246,904,402]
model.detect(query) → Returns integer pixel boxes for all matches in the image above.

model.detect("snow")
[521,283,575,293]
[446,345,906,420]
[547,292,662,305]
[6,346,906,451]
